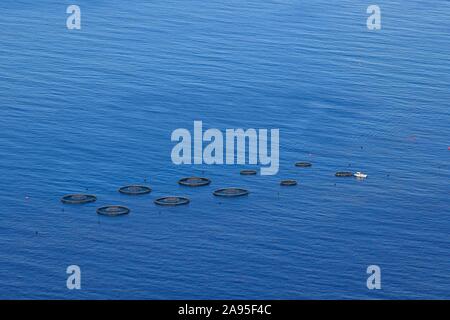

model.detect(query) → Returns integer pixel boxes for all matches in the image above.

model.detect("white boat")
[354,171,368,179]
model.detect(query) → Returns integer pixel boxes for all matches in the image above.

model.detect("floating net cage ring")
[61,194,97,204]
[295,162,312,167]
[154,196,190,206]
[240,169,258,175]
[178,177,211,187]
[96,205,130,216]
[118,185,152,195]
[335,171,354,177]
[280,180,297,186]
[213,188,250,197]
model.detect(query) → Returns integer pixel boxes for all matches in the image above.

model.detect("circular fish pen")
[240,169,257,175]
[61,194,97,204]
[178,177,211,187]
[295,162,312,168]
[96,205,130,216]
[213,188,249,197]
[335,171,353,177]
[154,196,190,206]
[280,180,297,186]
[118,185,152,195]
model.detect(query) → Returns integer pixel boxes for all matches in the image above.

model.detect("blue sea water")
[0,0,449,299]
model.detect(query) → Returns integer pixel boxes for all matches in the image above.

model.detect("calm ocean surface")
[0,0,449,299]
